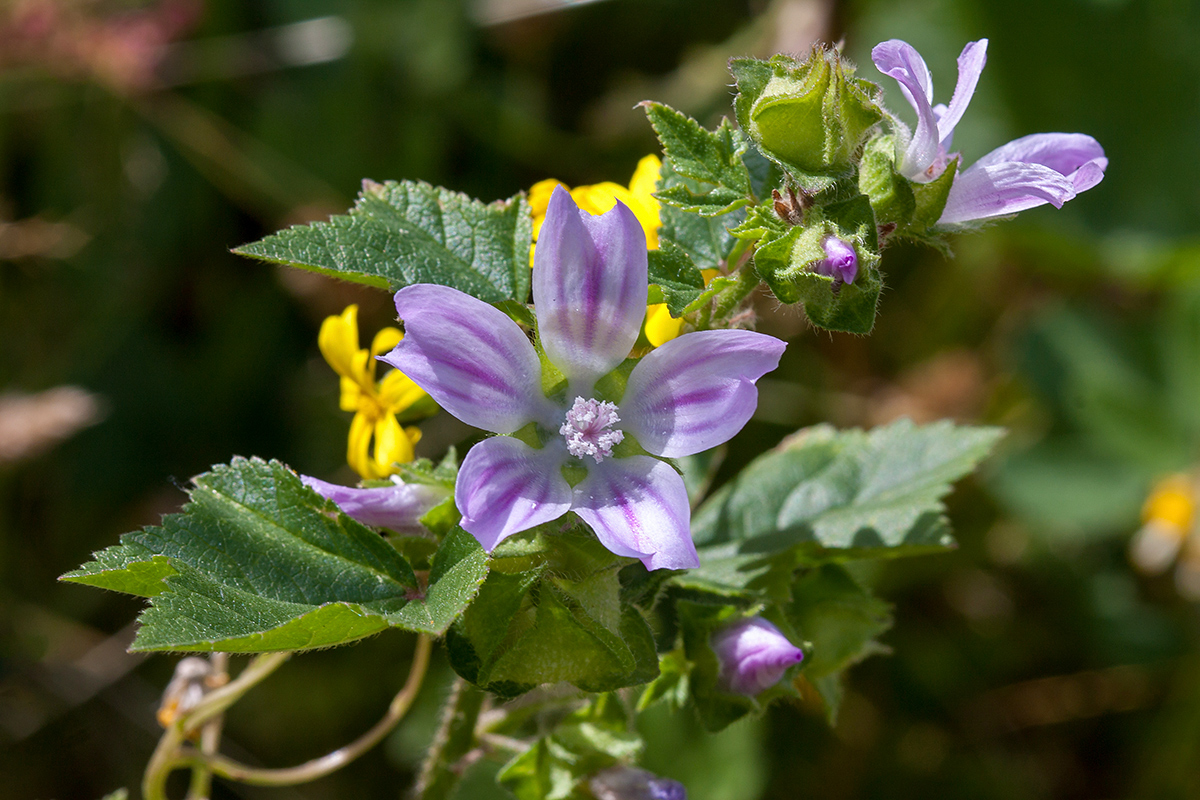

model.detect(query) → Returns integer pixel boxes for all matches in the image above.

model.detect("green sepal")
[751,194,883,334]
[445,529,659,698]
[676,600,758,731]
[637,650,691,712]
[786,564,892,724]
[233,180,533,304]
[858,134,915,226]
[913,156,959,231]
[643,102,752,216]
[731,49,883,190]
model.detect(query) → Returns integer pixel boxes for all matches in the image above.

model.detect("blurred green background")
[3,0,1200,797]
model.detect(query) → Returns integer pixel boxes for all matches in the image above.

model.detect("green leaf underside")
[62,458,488,651]
[233,180,532,303]
[691,419,1003,559]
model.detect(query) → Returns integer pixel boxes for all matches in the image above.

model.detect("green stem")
[415,678,486,800]
[711,261,760,323]
[185,652,228,800]
[142,652,290,800]
[180,635,433,787]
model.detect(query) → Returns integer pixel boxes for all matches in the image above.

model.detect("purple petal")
[813,236,858,284]
[872,39,941,179]
[382,285,555,434]
[571,456,697,571]
[972,132,1107,175]
[939,156,1103,225]
[619,330,786,458]
[711,617,805,695]
[301,476,450,533]
[935,40,987,149]
[533,186,648,392]
[456,436,571,551]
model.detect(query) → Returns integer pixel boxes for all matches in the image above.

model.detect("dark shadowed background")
[3,0,1200,797]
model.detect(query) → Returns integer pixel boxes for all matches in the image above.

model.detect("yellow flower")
[318,305,434,480]
[1130,474,1200,589]
[529,155,693,348]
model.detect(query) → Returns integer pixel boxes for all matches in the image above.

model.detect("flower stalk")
[180,635,433,787]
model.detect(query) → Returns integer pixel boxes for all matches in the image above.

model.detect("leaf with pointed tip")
[643,102,752,215]
[234,180,532,303]
[691,419,1003,561]
[62,458,488,651]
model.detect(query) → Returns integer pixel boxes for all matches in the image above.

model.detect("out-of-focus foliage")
[5,0,1200,799]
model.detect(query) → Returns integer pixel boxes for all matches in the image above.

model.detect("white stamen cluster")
[560,396,624,463]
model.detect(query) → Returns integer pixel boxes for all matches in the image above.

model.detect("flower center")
[560,396,624,463]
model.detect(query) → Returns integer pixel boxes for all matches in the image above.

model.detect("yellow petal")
[628,156,663,249]
[1143,474,1196,531]
[529,178,566,221]
[374,414,414,472]
[570,182,627,216]
[371,327,403,357]
[338,376,361,412]
[644,303,684,347]
[629,154,662,203]
[701,268,721,284]
[350,348,377,388]
[318,305,361,379]
[405,426,423,447]
[347,411,379,480]
[379,370,429,413]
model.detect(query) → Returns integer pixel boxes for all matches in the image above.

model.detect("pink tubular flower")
[872,39,1107,225]
[712,617,805,696]
[380,186,786,570]
[301,475,450,534]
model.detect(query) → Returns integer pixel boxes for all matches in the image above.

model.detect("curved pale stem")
[182,634,433,787]
[143,652,291,800]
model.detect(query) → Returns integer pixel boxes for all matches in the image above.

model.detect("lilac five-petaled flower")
[380,186,785,570]
[712,617,805,696]
[872,38,1107,225]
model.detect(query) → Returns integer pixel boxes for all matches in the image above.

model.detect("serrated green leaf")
[655,156,744,274]
[64,458,487,651]
[234,180,532,303]
[647,240,706,316]
[654,184,748,217]
[643,103,751,215]
[386,527,489,635]
[691,419,1003,561]
[62,542,176,597]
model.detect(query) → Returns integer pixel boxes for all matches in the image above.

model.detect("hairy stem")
[181,635,433,787]
[711,260,760,323]
[415,678,486,800]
